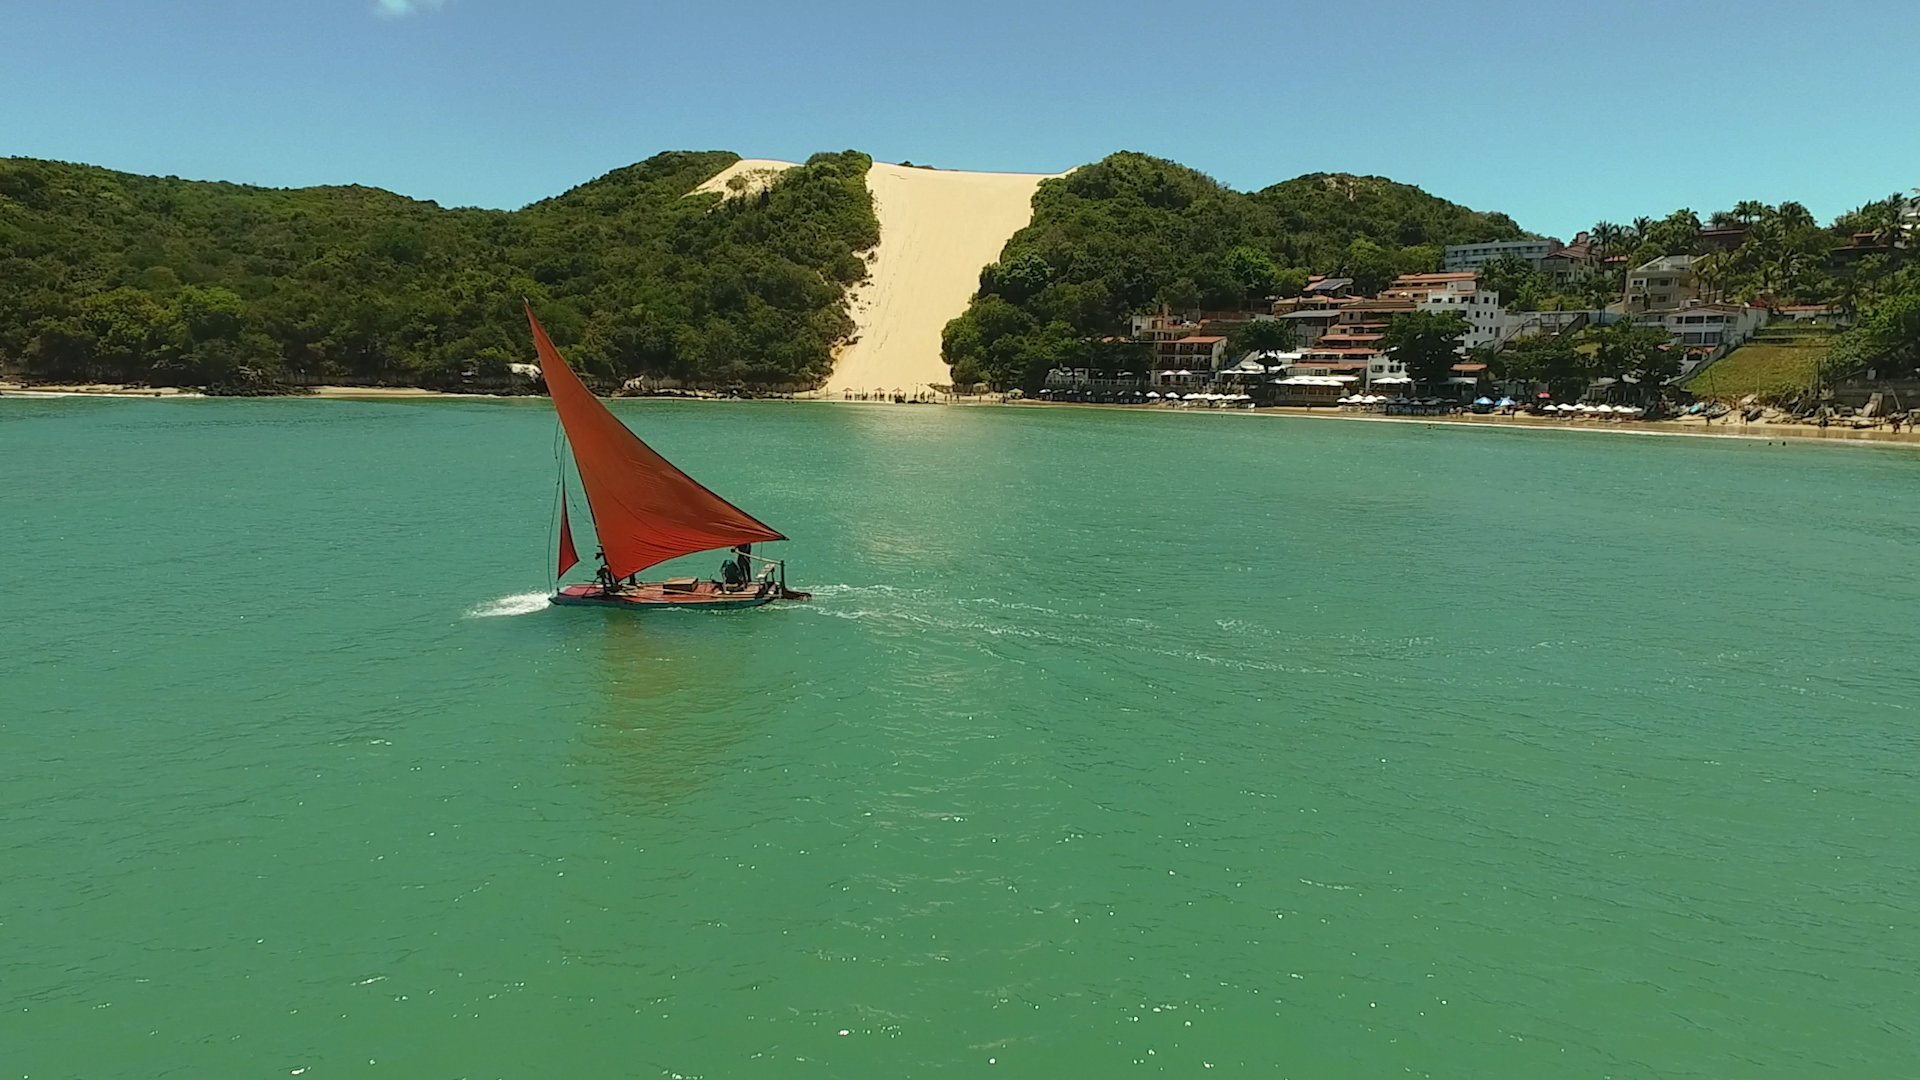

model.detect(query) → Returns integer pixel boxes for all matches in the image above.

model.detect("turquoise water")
[4,398,1917,1078]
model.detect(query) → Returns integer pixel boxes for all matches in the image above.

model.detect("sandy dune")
[691,158,799,200]
[826,163,1053,395]
[687,157,1053,393]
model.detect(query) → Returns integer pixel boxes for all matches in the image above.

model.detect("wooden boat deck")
[552,579,777,610]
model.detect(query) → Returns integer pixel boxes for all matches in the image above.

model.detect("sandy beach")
[0,381,202,398]
[1001,400,1920,450]
[307,386,476,400]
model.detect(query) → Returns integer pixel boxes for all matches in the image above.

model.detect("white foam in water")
[467,592,552,618]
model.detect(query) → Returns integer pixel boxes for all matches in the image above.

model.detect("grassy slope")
[1684,326,1835,400]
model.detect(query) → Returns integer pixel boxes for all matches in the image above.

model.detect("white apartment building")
[1384,272,1512,350]
[1442,240,1558,271]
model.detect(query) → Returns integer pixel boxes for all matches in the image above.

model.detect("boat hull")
[552,580,786,611]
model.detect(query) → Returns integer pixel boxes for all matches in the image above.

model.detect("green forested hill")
[0,150,877,388]
[941,153,1529,387]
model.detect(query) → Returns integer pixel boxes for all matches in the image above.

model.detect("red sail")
[527,305,785,580]
[557,499,580,578]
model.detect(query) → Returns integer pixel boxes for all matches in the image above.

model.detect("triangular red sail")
[557,499,580,578]
[527,305,785,580]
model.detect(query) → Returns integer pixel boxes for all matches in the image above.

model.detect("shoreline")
[10,380,1917,452]
[995,401,1920,450]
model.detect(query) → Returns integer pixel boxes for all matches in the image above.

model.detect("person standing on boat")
[720,545,754,590]
[594,548,624,593]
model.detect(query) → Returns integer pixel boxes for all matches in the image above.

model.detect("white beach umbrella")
[1146,391,1160,399]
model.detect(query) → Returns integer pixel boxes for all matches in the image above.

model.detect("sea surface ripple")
[3,397,1917,1077]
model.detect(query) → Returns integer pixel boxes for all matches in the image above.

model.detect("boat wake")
[467,592,553,618]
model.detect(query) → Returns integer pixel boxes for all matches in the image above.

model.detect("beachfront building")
[1151,335,1227,379]
[1383,272,1511,350]
[1130,310,1202,342]
[1290,298,1414,388]
[1268,295,1350,349]
[1318,298,1410,356]
[1128,309,1230,380]
[1443,239,1558,271]
[1625,254,1701,312]
[1631,301,1767,358]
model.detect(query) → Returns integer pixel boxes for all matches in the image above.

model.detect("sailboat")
[527,305,810,610]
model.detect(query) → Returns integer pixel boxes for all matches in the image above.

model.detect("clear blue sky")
[5,0,1916,239]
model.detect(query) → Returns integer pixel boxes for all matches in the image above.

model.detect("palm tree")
[1732,200,1768,225]
[1692,251,1732,302]
[1773,201,1816,230]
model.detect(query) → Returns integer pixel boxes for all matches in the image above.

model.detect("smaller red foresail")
[557,499,580,578]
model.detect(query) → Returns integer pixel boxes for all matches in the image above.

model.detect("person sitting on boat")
[720,545,759,592]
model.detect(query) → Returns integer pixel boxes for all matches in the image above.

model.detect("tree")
[1477,253,1546,310]
[1221,245,1281,304]
[939,153,1529,385]
[1228,318,1298,355]
[1338,237,1402,295]
[0,150,882,390]
[1828,270,1920,374]
[1582,319,1677,395]
[1271,267,1312,298]
[1646,209,1701,255]
[1691,251,1733,303]
[1591,221,1626,256]
[981,250,1053,303]
[1489,332,1594,400]
[1379,310,1471,391]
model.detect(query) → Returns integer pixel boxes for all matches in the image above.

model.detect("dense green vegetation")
[1480,197,1919,316]
[940,153,1530,388]
[1378,310,1472,389]
[0,151,878,389]
[1460,194,1919,400]
[1825,262,1920,380]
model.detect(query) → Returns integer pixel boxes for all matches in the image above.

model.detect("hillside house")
[1625,255,1701,312]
